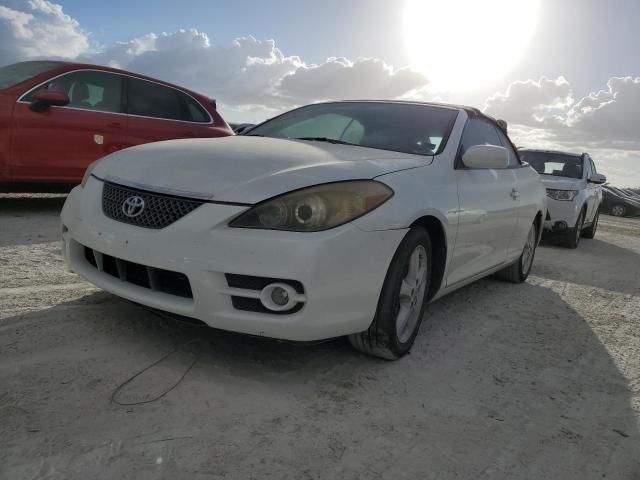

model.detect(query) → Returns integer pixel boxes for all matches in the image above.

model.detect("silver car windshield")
[521,151,584,179]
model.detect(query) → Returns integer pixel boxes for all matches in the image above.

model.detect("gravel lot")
[1,194,639,480]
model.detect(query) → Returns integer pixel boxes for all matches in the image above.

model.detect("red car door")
[10,69,128,183]
[125,76,218,146]
[0,91,13,182]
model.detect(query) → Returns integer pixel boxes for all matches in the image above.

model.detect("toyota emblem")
[122,196,145,218]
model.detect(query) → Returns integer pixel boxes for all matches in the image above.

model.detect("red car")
[0,61,233,189]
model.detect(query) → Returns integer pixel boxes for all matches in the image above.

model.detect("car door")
[447,117,520,286]
[0,91,12,182]
[495,126,540,260]
[125,77,213,146]
[10,69,128,183]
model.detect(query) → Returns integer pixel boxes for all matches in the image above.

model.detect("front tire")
[581,209,599,239]
[496,220,538,283]
[562,209,585,249]
[348,227,432,360]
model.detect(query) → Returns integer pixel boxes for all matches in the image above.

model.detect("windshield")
[248,102,459,156]
[520,151,584,179]
[0,61,65,90]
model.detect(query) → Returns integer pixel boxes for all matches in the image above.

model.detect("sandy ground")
[1,194,639,480]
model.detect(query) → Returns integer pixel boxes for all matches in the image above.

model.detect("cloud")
[486,76,640,186]
[485,75,640,147]
[89,31,305,109]
[90,30,430,111]
[1,2,429,114]
[0,0,88,65]
[278,57,428,103]
[567,76,640,142]
[484,76,573,127]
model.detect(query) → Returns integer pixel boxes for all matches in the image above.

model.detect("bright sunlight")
[404,0,541,91]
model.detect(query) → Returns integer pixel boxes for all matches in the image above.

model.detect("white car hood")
[539,175,582,190]
[93,136,429,204]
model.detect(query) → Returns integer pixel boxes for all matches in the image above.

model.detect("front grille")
[102,182,204,229]
[84,246,193,298]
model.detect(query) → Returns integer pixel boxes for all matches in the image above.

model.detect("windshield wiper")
[291,137,356,146]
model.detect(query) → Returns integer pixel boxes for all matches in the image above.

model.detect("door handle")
[107,122,123,129]
[510,188,520,199]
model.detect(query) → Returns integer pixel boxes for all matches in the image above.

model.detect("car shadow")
[1,278,638,479]
[0,194,67,247]
[537,237,640,296]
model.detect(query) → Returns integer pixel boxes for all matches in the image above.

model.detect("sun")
[404,0,540,91]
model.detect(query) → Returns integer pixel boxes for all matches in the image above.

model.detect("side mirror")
[462,145,509,169]
[30,90,70,112]
[588,173,607,184]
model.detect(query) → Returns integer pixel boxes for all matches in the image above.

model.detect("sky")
[1,0,640,186]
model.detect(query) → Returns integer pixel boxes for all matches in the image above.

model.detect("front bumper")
[543,197,582,232]
[61,178,406,341]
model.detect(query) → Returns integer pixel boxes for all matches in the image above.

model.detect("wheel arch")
[409,215,447,301]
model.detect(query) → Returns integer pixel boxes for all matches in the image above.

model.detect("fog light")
[271,286,289,306]
[259,283,298,311]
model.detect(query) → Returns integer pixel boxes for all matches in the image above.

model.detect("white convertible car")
[61,101,546,359]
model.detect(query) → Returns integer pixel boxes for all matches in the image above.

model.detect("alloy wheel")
[396,245,428,343]
[611,205,625,217]
[521,224,537,274]
[575,214,583,243]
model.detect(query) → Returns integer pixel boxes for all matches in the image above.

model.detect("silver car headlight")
[229,180,393,232]
[546,189,578,201]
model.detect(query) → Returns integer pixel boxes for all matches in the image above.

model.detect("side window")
[584,156,592,179]
[176,90,210,123]
[589,158,597,175]
[127,78,183,121]
[23,70,123,113]
[459,118,502,163]
[495,126,521,167]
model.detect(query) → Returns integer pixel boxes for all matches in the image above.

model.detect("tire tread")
[348,227,431,360]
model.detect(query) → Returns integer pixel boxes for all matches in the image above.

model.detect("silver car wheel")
[575,214,583,242]
[611,205,625,217]
[521,223,537,274]
[396,245,428,343]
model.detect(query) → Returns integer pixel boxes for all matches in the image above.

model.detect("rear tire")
[581,209,599,239]
[562,209,585,249]
[348,227,432,360]
[496,220,538,283]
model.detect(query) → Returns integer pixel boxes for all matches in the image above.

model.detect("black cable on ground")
[110,339,200,406]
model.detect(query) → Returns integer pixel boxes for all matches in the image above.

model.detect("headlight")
[546,189,578,201]
[81,160,100,187]
[230,180,393,232]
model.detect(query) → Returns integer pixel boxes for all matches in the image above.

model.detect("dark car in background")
[602,186,640,217]
[229,123,256,135]
[0,61,233,189]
